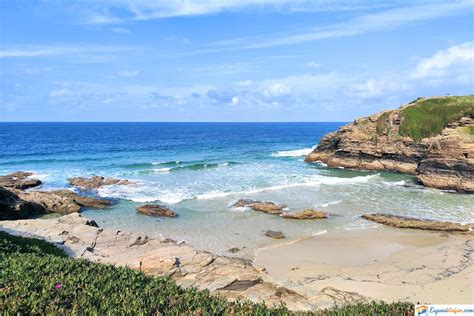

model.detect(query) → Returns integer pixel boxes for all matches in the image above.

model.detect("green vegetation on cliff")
[0,231,414,315]
[398,95,474,141]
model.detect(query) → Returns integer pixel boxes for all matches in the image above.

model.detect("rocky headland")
[0,172,113,220]
[305,95,474,192]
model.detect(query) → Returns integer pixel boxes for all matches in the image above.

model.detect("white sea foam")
[153,168,171,173]
[318,200,342,207]
[382,180,406,187]
[271,147,315,157]
[98,173,378,204]
[195,174,378,201]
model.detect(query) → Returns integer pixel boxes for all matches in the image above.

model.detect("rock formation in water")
[281,209,328,220]
[0,172,112,220]
[0,172,42,190]
[362,213,473,232]
[136,205,177,217]
[68,175,130,190]
[305,95,474,193]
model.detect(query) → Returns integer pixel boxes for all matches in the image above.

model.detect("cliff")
[305,95,474,192]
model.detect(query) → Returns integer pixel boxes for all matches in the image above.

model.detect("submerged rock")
[228,247,240,253]
[68,176,130,190]
[281,209,328,220]
[0,171,42,190]
[264,230,286,239]
[305,96,474,193]
[233,199,260,208]
[251,202,287,215]
[233,199,287,215]
[136,205,177,217]
[362,213,473,232]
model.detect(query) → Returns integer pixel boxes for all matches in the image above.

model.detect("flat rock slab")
[281,209,328,220]
[362,213,473,232]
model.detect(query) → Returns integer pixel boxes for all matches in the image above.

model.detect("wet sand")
[255,226,474,306]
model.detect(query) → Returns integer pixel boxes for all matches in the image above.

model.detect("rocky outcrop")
[305,96,474,193]
[0,214,330,311]
[68,176,130,190]
[0,172,42,190]
[0,187,44,220]
[1,178,112,219]
[362,213,473,232]
[281,209,328,220]
[49,190,112,209]
[136,205,177,217]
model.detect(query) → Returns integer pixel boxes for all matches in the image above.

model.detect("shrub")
[0,231,414,315]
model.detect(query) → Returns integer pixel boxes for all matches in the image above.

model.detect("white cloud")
[231,96,239,105]
[411,42,474,81]
[350,78,409,98]
[49,88,74,98]
[117,70,139,78]
[0,45,134,58]
[202,1,473,51]
[82,0,388,24]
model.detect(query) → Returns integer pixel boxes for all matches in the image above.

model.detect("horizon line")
[0,121,349,123]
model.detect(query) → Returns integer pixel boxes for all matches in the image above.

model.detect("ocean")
[1,122,473,257]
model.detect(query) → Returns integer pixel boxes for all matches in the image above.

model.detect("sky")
[0,0,473,122]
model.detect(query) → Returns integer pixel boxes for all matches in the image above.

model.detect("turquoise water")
[1,122,473,257]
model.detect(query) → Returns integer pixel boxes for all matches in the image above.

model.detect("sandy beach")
[255,226,473,306]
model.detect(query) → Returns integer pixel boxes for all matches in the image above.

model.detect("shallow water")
[1,122,473,258]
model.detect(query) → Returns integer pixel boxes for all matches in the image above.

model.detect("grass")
[376,111,392,136]
[0,231,415,315]
[398,95,474,141]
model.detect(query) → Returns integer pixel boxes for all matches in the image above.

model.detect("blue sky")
[0,0,473,122]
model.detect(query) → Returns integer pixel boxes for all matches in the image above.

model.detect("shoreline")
[255,226,473,304]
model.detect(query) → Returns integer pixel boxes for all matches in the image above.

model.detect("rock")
[68,176,130,190]
[0,187,44,220]
[232,199,287,216]
[228,247,240,253]
[16,190,81,214]
[304,96,474,193]
[362,213,474,232]
[0,186,113,220]
[50,190,112,208]
[233,198,260,208]
[251,202,287,215]
[281,209,328,220]
[416,158,474,193]
[136,205,177,217]
[58,213,99,227]
[0,171,42,190]
[264,230,286,239]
